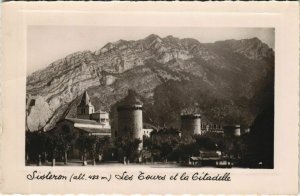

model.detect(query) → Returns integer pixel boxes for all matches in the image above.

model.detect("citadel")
[54,90,250,162]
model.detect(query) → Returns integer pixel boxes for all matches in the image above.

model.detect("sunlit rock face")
[26,34,274,132]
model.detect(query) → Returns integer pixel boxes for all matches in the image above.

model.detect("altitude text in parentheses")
[69,173,74,182]
[101,174,112,182]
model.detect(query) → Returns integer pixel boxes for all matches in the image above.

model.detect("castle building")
[117,104,143,139]
[54,91,111,158]
[75,90,111,130]
[54,118,111,159]
[77,91,111,129]
[233,125,241,136]
[143,128,154,138]
[223,125,241,136]
[90,110,110,129]
[200,119,223,134]
[56,118,111,137]
[77,91,95,119]
[142,123,157,138]
[117,104,143,150]
[116,90,144,150]
[180,114,201,137]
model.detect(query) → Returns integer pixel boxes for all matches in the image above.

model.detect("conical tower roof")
[78,91,93,107]
[117,89,143,111]
[122,89,143,106]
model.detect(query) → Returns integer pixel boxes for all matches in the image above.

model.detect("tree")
[143,135,152,150]
[96,136,113,162]
[59,125,76,165]
[76,134,90,166]
[141,135,153,163]
[26,131,47,165]
[175,136,197,163]
[115,135,141,164]
[247,105,274,168]
[151,128,180,162]
[194,135,218,151]
[86,136,98,165]
[45,133,64,166]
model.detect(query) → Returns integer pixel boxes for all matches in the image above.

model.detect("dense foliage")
[26,104,274,168]
[26,130,113,166]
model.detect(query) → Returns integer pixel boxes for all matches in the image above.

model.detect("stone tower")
[233,125,241,136]
[224,125,241,137]
[180,114,201,137]
[117,90,143,150]
[77,91,95,119]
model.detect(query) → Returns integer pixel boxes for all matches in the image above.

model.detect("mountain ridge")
[26,34,274,132]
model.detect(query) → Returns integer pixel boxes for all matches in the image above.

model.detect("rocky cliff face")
[26,34,274,132]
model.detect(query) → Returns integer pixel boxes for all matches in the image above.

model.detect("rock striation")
[26,34,274,132]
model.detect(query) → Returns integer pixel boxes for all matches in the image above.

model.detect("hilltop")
[26,34,274,132]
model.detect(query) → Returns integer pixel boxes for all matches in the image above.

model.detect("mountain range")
[26,34,274,132]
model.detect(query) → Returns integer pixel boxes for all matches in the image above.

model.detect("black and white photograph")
[1,2,299,194]
[25,26,275,169]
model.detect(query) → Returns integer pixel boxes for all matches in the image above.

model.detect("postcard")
[1,1,299,194]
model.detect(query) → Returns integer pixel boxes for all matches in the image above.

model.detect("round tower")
[233,125,241,136]
[117,104,143,140]
[117,90,143,151]
[224,125,241,137]
[180,114,201,137]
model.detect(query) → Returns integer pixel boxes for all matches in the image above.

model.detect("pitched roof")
[76,127,111,134]
[93,110,108,114]
[65,118,100,125]
[121,89,143,106]
[78,91,93,107]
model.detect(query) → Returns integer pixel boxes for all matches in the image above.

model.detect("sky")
[27,26,274,75]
